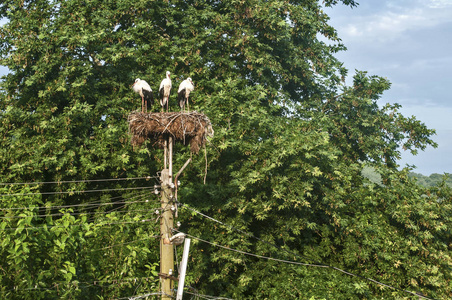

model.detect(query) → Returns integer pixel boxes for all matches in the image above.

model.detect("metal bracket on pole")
[174,157,192,208]
[158,272,179,282]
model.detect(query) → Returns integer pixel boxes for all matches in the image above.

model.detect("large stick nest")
[128,111,214,154]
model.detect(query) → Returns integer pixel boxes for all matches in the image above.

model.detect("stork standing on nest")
[132,78,154,113]
[159,71,172,112]
[177,77,194,112]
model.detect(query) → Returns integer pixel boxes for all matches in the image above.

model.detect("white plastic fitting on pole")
[176,238,191,300]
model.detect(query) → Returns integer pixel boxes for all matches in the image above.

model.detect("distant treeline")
[362,166,452,188]
[408,172,452,188]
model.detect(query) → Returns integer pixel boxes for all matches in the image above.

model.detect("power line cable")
[73,192,149,212]
[0,208,158,220]
[4,189,154,213]
[0,176,158,186]
[0,190,156,217]
[180,205,437,300]
[114,292,163,300]
[0,186,154,197]
[0,218,156,232]
[0,198,152,212]
[90,235,160,252]
[183,289,235,300]
[5,276,159,293]
[177,230,328,268]
[1,191,140,212]
[85,191,158,224]
[84,191,153,215]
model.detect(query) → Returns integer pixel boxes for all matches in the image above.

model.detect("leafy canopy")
[1,0,450,299]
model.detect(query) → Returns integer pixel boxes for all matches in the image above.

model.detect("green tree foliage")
[0,185,159,299]
[1,0,451,299]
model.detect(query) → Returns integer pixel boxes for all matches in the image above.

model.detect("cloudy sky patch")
[326,0,452,174]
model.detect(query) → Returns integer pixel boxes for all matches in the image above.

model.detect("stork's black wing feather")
[142,88,154,109]
[159,87,164,100]
[178,88,186,109]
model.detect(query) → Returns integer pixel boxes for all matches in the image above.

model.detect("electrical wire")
[0,186,154,197]
[0,193,155,212]
[4,276,159,294]
[183,290,235,300]
[180,205,437,300]
[0,176,158,186]
[0,218,156,232]
[0,208,158,220]
[87,191,153,215]
[114,292,163,300]
[0,200,149,212]
[0,189,156,216]
[177,230,328,268]
[90,235,160,252]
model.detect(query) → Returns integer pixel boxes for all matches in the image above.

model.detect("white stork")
[177,77,194,112]
[159,71,172,112]
[132,78,154,113]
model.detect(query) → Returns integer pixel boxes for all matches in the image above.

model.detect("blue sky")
[1,1,451,175]
[325,0,452,175]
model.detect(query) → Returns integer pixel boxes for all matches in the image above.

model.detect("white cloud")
[428,0,452,8]
[335,1,452,43]
[407,56,452,71]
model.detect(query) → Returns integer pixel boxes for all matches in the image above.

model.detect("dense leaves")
[1,0,451,299]
[0,185,159,299]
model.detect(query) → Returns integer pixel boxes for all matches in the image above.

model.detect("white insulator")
[169,232,186,245]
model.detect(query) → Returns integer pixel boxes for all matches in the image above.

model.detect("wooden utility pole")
[128,111,209,299]
[160,135,174,300]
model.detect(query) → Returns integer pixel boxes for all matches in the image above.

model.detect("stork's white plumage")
[177,77,194,112]
[132,78,154,113]
[159,71,172,112]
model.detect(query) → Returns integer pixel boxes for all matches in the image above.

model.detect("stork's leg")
[187,97,189,113]
[144,100,147,113]
[142,96,145,113]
